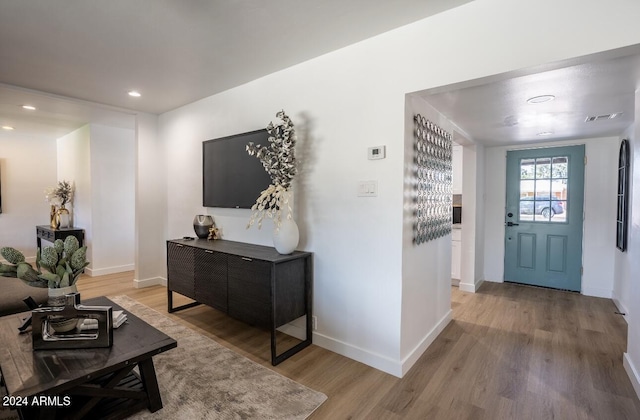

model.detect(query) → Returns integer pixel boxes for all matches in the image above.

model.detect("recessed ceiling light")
[2,126,15,131]
[22,105,36,111]
[527,95,555,104]
[128,90,141,97]
[537,131,554,136]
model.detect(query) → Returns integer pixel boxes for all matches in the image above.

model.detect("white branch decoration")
[246,110,297,229]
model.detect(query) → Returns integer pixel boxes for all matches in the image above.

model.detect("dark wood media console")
[166,238,313,365]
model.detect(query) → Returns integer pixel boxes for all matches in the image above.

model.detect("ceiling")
[0,1,638,146]
[0,0,470,115]
[422,49,640,146]
[0,84,136,140]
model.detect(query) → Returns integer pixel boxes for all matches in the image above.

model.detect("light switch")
[357,181,378,197]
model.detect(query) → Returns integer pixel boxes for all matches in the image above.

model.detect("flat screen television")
[203,129,272,209]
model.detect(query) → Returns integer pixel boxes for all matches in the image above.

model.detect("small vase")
[273,218,299,254]
[57,206,71,229]
[48,285,80,333]
[48,284,79,307]
[193,215,214,239]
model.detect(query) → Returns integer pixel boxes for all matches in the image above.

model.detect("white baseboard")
[401,309,452,377]
[133,276,166,288]
[459,278,484,293]
[5,257,133,280]
[459,282,475,292]
[612,296,629,323]
[85,264,135,277]
[624,352,640,399]
[581,287,612,299]
[312,310,452,378]
[312,332,404,378]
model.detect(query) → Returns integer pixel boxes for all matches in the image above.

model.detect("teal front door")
[504,145,585,291]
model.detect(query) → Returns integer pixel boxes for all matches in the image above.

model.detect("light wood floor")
[77,273,640,419]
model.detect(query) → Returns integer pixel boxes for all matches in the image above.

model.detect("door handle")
[506,222,519,227]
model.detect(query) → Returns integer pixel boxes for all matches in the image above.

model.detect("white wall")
[134,113,167,287]
[623,91,640,398]
[459,142,483,292]
[57,124,135,276]
[483,137,619,298]
[89,124,135,275]
[160,59,405,375]
[57,125,92,257]
[583,138,619,297]
[141,0,640,376]
[613,127,634,319]
[473,144,486,287]
[400,95,452,375]
[0,132,57,258]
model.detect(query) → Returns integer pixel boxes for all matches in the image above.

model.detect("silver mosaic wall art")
[413,115,453,245]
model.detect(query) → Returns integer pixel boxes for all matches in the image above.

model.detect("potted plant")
[45,180,74,228]
[0,236,87,289]
[246,110,299,254]
[1,237,89,330]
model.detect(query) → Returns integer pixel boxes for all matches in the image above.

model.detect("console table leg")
[270,264,278,366]
[270,326,277,366]
[167,290,201,313]
[269,254,313,366]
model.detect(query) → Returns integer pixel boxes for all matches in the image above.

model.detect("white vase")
[57,206,71,228]
[48,284,79,307]
[273,218,299,254]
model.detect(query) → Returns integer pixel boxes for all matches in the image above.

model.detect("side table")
[36,225,84,250]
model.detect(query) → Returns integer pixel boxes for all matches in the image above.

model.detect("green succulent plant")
[53,239,64,256]
[71,247,87,270]
[64,236,79,258]
[0,236,89,289]
[40,247,59,271]
[1,247,26,265]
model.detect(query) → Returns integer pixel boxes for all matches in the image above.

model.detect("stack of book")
[78,310,127,331]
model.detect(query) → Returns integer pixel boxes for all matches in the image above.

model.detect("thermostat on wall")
[368,145,386,160]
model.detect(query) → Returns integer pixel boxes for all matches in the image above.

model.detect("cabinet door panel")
[195,249,228,312]
[227,256,271,328]
[167,243,195,298]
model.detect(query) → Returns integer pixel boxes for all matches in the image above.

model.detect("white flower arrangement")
[45,180,74,207]
[246,110,297,229]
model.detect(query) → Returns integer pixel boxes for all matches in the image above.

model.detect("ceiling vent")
[585,112,623,122]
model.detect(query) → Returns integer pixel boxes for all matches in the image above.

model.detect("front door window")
[518,156,568,223]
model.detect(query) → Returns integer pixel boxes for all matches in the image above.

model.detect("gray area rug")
[115,295,326,419]
[0,296,326,420]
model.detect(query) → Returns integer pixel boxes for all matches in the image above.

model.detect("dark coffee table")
[0,296,177,419]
